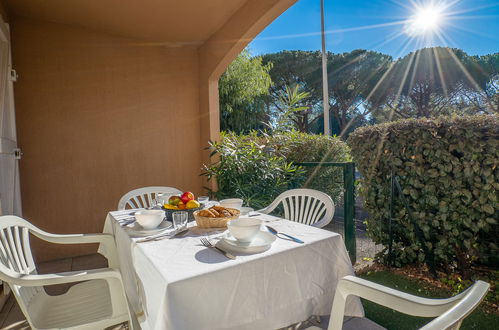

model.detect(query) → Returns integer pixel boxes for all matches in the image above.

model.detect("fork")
[200,238,236,260]
[119,218,136,227]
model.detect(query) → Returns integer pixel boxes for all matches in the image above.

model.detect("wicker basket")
[193,208,240,228]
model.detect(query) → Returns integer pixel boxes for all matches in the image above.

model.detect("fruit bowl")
[162,206,202,222]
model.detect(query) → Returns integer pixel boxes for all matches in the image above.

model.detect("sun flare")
[405,4,444,36]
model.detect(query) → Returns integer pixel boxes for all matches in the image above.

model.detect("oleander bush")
[348,115,498,272]
[202,131,351,209]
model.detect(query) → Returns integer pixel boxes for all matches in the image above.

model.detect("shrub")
[348,115,498,272]
[272,131,352,204]
[202,131,303,209]
[203,131,351,209]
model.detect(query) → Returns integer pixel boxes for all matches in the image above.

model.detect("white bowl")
[134,210,164,230]
[239,207,254,216]
[227,217,262,243]
[220,198,244,210]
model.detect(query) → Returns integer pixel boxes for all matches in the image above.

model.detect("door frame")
[0,17,22,217]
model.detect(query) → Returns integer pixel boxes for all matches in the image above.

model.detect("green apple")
[168,196,181,206]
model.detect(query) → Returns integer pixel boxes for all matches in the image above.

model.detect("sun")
[405,4,444,36]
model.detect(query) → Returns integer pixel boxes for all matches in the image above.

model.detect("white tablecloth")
[102,210,363,330]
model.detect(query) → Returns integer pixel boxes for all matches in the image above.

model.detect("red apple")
[180,191,194,204]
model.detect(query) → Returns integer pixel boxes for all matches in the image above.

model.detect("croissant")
[220,210,232,217]
[212,205,227,212]
[198,209,216,218]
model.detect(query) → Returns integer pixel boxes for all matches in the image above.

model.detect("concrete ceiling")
[5,0,248,44]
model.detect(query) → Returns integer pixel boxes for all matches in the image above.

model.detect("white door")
[0,18,22,216]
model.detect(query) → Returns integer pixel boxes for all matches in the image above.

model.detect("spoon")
[265,225,304,244]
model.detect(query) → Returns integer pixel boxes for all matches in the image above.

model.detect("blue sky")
[249,0,499,58]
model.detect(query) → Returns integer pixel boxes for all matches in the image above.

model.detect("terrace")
[0,0,496,329]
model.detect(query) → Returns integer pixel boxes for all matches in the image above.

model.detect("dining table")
[100,209,364,330]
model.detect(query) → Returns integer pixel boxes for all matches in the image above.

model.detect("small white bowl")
[220,198,244,210]
[227,217,262,243]
[239,207,255,216]
[134,210,164,230]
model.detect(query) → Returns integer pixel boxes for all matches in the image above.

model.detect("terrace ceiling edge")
[197,0,298,189]
[0,14,21,217]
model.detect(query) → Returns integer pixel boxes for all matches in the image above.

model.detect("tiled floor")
[0,253,127,330]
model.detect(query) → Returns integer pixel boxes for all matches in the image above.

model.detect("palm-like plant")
[272,85,311,133]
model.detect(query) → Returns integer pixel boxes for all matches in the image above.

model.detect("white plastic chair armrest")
[29,231,120,268]
[420,280,490,330]
[328,276,466,330]
[30,231,114,245]
[256,199,281,214]
[11,268,122,287]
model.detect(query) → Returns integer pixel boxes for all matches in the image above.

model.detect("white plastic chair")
[307,275,490,330]
[118,186,182,210]
[0,215,133,329]
[257,189,334,228]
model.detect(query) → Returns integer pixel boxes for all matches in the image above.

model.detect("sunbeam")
[432,46,449,98]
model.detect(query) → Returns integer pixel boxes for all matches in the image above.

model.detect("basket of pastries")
[193,205,240,228]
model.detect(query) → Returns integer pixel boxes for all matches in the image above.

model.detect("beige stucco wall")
[11,18,203,261]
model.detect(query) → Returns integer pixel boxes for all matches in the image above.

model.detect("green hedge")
[348,115,498,270]
[273,131,351,205]
[203,131,351,209]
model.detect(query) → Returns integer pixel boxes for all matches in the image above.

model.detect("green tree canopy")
[219,49,272,133]
[373,47,499,122]
[262,50,392,135]
[325,49,392,135]
[261,51,323,133]
[220,48,498,135]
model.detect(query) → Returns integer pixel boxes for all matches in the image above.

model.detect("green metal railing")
[293,162,356,263]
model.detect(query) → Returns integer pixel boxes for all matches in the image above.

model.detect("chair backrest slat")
[283,198,291,220]
[5,228,22,273]
[21,227,35,273]
[289,197,296,220]
[0,231,14,271]
[303,196,313,224]
[296,196,303,223]
[307,198,320,225]
[118,186,183,210]
[0,226,35,276]
[261,189,335,228]
[132,196,143,208]
[13,227,29,273]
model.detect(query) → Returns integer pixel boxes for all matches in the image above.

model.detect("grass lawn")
[358,270,498,330]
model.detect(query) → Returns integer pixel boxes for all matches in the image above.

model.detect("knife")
[265,225,304,244]
[137,228,189,243]
[213,245,236,260]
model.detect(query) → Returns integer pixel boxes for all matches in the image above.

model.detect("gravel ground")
[324,197,384,271]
